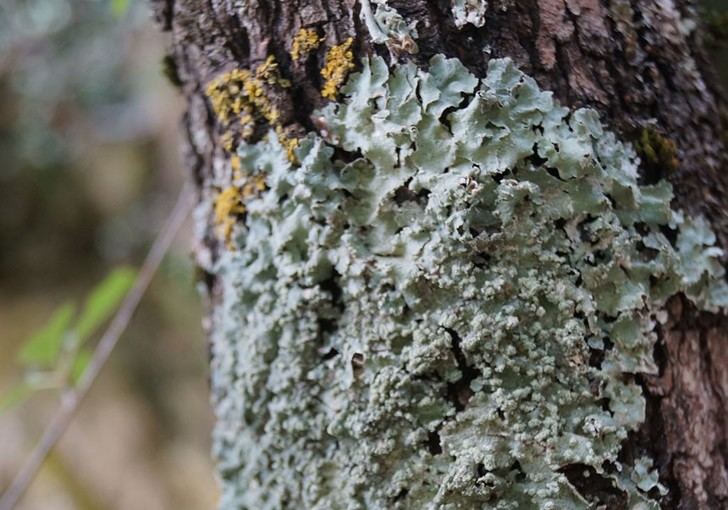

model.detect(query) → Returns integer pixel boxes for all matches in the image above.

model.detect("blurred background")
[0,0,216,508]
[0,1,725,509]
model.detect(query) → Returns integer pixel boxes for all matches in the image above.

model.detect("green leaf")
[111,0,131,18]
[71,348,92,385]
[0,384,32,413]
[75,266,136,344]
[18,302,76,367]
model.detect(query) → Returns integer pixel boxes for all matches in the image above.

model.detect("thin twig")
[0,183,195,510]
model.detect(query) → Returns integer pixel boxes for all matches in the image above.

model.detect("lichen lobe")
[209,53,728,509]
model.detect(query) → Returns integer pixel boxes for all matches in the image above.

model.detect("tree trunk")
[153,1,728,508]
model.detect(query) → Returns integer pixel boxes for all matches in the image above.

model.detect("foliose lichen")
[208,54,728,509]
[451,0,512,29]
[452,0,488,28]
[360,0,419,55]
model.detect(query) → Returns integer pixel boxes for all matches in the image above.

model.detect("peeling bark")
[152,1,728,507]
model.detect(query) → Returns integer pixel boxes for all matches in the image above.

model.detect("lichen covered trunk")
[154,0,728,508]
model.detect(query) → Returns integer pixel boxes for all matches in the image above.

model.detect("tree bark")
[153,1,728,508]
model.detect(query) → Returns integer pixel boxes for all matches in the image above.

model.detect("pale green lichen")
[360,0,419,55]
[452,0,488,28]
[676,214,728,311]
[630,456,667,495]
[451,0,512,28]
[209,54,728,509]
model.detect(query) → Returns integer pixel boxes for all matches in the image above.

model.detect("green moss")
[702,8,728,48]
[634,128,679,178]
[161,54,182,88]
[208,54,727,509]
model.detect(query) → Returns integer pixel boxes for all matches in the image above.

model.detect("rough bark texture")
[152,0,728,508]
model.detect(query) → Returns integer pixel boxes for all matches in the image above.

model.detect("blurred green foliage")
[0,0,160,288]
[0,0,140,169]
[3,267,136,412]
[0,1,216,508]
[17,302,76,368]
[702,0,728,86]
[74,266,135,343]
[111,0,132,19]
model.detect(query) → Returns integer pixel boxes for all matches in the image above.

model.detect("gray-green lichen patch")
[360,0,419,55]
[450,0,512,29]
[452,0,488,28]
[208,54,728,509]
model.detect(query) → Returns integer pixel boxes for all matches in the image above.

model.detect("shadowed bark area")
[152,0,728,507]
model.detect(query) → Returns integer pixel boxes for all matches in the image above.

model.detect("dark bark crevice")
[640,295,728,509]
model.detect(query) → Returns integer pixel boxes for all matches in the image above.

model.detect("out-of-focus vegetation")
[0,0,216,509]
[0,0,176,286]
[702,0,728,153]
[2,267,136,413]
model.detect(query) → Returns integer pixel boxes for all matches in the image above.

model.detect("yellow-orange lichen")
[221,131,235,152]
[321,38,355,100]
[275,126,300,163]
[290,28,321,61]
[214,186,246,246]
[205,56,291,138]
[214,174,268,247]
[255,55,291,88]
[206,68,254,126]
[231,155,243,180]
[242,174,267,197]
[206,55,303,168]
